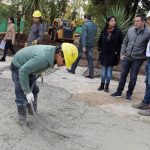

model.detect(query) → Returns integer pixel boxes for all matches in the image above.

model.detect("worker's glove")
[32,40,38,45]
[24,42,28,47]
[26,92,34,104]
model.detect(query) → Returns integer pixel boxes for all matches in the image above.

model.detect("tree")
[85,0,134,35]
[10,0,68,23]
[65,0,88,19]
[91,0,150,17]
[140,0,150,11]
[0,3,14,20]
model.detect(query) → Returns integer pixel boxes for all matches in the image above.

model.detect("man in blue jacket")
[67,14,97,79]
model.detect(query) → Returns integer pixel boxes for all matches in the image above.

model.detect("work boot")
[0,57,5,62]
[97,82,105,91]
[27,94,38,115]
[104,83,109,92]
[17,106,27,126]
[138,109,150,116]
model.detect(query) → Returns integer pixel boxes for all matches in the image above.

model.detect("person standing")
[67,14,97,79]
[0,17,16,62]
[132,12,150,116]
[97,16,123,92]
[24,10,44,47]
[132,39,150,115]
[111,14,150,101]
[10,43,78,126]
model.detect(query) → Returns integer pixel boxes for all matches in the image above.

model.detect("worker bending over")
[10,43,78,126]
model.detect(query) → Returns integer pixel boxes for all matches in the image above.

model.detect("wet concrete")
[0,56,150,150]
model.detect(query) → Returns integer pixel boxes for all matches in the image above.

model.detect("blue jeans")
[10,63,39,107]
[117,59,143,96]
[143,58,150,104]
[101,66,113,83]
[71,44,94,76]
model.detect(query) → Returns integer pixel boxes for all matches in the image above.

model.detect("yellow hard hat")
[32,10,42,17]
[62,43,78,68]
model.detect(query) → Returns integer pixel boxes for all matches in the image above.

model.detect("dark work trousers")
[71,44,94,76]
[2,40,16,58]
[117,58,144,96]
[10,63,39,108]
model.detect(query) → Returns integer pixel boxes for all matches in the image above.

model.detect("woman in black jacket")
[98,16,123,92]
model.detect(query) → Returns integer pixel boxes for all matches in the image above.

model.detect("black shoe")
[85,75,94,79]
[111,91,122,97]
[97,83,105,91]
[67,69,75,74]
[104,83,109,92]
[0,57,5,62]
[126,94,132,101]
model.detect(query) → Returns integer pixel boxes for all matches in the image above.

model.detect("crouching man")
[10,43,78,125]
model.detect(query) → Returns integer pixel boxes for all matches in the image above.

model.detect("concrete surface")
[0,56,150,150]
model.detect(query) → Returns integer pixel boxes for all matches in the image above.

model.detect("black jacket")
[98,27,123,66]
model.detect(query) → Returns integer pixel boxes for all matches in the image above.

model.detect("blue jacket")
[27,23,44,44]
[80,20,97,47]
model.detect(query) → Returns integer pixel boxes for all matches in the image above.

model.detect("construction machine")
[48,18,76,43]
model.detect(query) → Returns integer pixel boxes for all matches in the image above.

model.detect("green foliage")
[0,3,14,20]
[100,5,133,34]
[74,18,84,27]
[10,0,68,24]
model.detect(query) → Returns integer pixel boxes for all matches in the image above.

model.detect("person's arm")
[81,24,87,48]
[11,24,16,45]
[121,30,129,56]
[98,32,103,52]
[3,27,8,41]
[117,30,123,54]
[19,56,47,94]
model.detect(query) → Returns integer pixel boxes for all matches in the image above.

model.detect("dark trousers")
[10,63,39,107]
[117,58,144,96]
[71,45,94,76]
[2,40,16,58]
[143,58,150,104]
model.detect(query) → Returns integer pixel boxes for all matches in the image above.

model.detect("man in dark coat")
[67,14,97,79]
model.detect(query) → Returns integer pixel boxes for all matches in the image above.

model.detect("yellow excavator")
[48,18,76,43]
